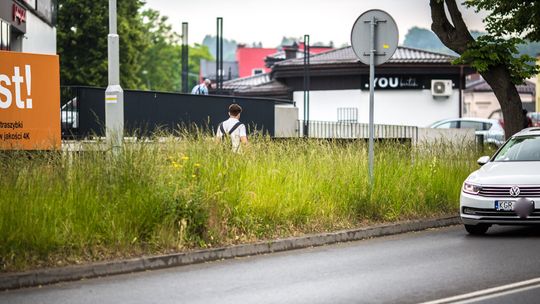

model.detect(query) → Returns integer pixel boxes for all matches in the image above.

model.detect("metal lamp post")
[105,0,124,150]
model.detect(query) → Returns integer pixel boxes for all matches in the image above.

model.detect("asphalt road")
[2,225,540,304]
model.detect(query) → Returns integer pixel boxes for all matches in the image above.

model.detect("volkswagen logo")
[509,186,521,197]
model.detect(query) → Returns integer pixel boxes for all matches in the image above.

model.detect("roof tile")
[273,46,457,66]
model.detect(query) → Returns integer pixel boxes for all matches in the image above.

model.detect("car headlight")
[463,182,481,195]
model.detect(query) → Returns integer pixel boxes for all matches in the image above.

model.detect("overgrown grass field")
[0,135,482,271]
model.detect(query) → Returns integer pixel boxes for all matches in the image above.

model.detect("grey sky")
[143,0,487,47]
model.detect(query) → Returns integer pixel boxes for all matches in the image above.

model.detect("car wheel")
[464,224,490,235]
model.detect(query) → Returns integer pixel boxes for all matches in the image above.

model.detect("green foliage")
[0,135,482,271]
[57,2,212,92]
[465,0,540,41]
[454,36,539,84]
[138,10,213,92]
[460,0,540,83]
[57,0,147,89]
[186,44,214,90]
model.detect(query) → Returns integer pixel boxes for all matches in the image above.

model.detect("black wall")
[70,87,287,138]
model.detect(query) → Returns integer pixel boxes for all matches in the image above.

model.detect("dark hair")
[229,104,242,116]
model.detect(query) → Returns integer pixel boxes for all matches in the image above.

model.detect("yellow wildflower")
[194,163,201,168]
[181,156,189,161]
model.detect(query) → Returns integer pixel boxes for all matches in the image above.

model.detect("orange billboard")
[0,51,60,150]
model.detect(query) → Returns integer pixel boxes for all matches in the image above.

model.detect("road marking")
[420,277,540,304]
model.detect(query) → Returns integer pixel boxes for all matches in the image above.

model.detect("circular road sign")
[351,9,399,66]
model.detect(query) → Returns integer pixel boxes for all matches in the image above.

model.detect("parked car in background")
[460,127,540,235]
[429,117,505,147]
[488,109,540,128]
[528,112,540,127]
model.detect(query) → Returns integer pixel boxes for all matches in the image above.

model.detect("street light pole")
[181,22,189,93]
[105,0,124,151]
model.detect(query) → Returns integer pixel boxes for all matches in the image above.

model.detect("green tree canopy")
[430,0,539,137]
[138,9,212,92]
[58,1,212,92]
[57,0,147,89]
[466,0,540,41]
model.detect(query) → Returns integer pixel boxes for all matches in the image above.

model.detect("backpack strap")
[219,123,226,137]
[228,122,244,135]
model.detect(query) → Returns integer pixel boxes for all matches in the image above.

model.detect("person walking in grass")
[216,103,248,152]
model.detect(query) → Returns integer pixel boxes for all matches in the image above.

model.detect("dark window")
[252,69,264,75]
[460,121,486,131]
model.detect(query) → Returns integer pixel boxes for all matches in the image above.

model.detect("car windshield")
[494,135,540,162]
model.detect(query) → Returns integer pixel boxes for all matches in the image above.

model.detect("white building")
[224,46,474,127]
[0,0,56,54]
[464,76,535,119]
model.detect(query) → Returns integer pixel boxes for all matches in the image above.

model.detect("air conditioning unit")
[431,80,453,97]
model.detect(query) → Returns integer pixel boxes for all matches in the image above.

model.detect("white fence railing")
[297,120,418,140]
[294,120,477,146]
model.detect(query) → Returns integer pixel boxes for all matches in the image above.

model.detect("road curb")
[0,216,460,290]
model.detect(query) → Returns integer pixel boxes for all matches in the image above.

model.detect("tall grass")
[0,135,482,271]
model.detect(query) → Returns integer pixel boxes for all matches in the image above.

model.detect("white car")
[429,118,505,147]
[460,128,540,235]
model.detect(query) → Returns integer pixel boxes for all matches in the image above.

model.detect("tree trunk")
[480,65,525,137]
[429,0,525,138]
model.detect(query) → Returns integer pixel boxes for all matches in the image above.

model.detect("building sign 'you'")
[362,76,422,90]
[361,75,457,90]
[0,51,60,150]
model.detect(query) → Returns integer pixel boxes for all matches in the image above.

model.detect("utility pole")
[181,22,189,93]
[303,34,310,137]
[105,0,124,151]
[216,17,223,93]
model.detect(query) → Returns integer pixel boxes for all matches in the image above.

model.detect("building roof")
[222,73,272,90]
[466,78,535,94]
[222,73,289,96]
[223,46,462,98]
[273,45,457,67]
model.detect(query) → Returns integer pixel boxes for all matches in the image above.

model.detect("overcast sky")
[143,0,487,47]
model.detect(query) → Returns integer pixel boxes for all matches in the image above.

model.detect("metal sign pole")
[350,9,398,186]
[368,16,376,184]
[105,0,124,151]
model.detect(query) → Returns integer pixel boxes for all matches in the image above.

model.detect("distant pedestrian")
[191,79,211,95]
[216,104,248,153]
[523,109,533,129]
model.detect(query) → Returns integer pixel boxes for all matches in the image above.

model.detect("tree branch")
[444,0,471,33]
[430,0,474,54]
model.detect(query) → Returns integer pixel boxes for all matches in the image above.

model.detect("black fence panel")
[62,86,291,139]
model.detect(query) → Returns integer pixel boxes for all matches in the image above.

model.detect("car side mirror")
[477,156,490,166]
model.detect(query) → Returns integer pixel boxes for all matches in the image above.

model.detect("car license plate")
[495,201,514,211]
